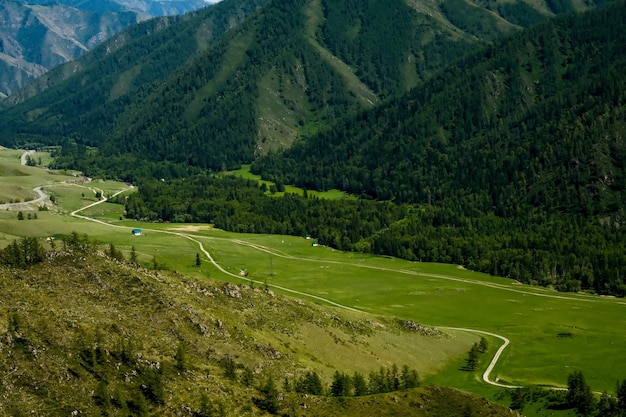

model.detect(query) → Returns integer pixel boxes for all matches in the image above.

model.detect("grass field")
[226,164,354,199]
[1,149,625,411]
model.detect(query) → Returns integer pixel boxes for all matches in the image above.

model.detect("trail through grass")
[1,149,625,400]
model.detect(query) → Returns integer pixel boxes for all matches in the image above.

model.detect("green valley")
[1,0,626,415]
[1,148,626,416]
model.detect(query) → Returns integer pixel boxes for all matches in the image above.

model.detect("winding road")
[20,150,35,166]
[0,151,48,210]
[66,186,521,390]
[5,151,615,391]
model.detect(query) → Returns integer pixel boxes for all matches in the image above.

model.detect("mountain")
[0,239,512,416]
[20,0,210,15]
[253,1,626,215]
[0,0,604,170]
[64,0,625,295]
[0,0,210,98]
[247,1,626,293]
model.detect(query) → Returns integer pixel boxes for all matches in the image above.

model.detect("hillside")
[249,1,626,292]
[0,239,512,416]
[0,0,209,98]
[255,0,626,212]
[0,0,604,170]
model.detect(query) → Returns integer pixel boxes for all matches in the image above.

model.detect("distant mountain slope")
[254,0,626,217]
[0,0,209,98]
[0,0,604,170]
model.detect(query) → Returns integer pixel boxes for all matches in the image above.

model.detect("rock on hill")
[0,239,513,416]
[0,0,209,98]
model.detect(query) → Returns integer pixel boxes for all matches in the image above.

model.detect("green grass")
[226,164,354,199]
[1,148,625,409]
[0,150,76,193]
[63,213,626,396]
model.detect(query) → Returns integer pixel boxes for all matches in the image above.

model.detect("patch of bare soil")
[168,225,213,232]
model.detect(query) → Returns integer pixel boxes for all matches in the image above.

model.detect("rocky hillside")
[0,238,512,416]
[0,0,209,98]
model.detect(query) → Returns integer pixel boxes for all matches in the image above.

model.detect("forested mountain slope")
[247,1,626,293]
[0,0,209,98]
[0,0,603,170]
[255,1,626,217]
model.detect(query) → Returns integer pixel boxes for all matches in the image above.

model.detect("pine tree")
[242,366,254,387]
[222,355,236,380]
[466,343,480,371]
[596,391,617,416]
[478,337,489,353]
[175,343,188,372]
[617,379,626,412]
[130,246,138,264]
[566,371,595,416]
[330,371,352,397]
[400,365,420,389]
[254,376,279,414]
[353,372,368,396]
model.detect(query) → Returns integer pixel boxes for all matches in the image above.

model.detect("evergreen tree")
[295,371,324,395]
[478,337,489,353]
[567,371,595,416]
[617,379,626,412]
[353,372,368,396]
[93,380,110,408]
[175,342,188,372]
[254,376,279,414]
[222,355,236,380]
[197,394,213,417]
[466,343,480,371]
[330,371,352,397]
[242,366,254,387]
[596,391,617,416]
[400,365,420,389]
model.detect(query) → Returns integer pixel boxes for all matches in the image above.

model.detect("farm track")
[67,187,522,390]
[10,152,615,393]
[66,186,614,394]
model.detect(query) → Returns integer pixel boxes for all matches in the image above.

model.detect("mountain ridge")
[0,0,210,98]
[0,0,600,168]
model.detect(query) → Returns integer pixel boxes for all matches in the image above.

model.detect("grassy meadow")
[1,148,625,411]
[226,164,353,199]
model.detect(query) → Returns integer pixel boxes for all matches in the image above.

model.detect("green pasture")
[226,164,353,199]
[1,149,625,408]
[60,206,626,396]
[0,150,76,202]
[179,233,626,391]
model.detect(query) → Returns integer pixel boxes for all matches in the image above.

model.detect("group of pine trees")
[119,172,626,296]
[510,371,626,416]
[0,237,45,267]
[465,337,489,371]
[284,364,420,398]
[565,372,626,417]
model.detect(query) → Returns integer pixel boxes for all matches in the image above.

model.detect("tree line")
[512,371,626,417]
[120,173,626,296]
[0,237,46,268]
